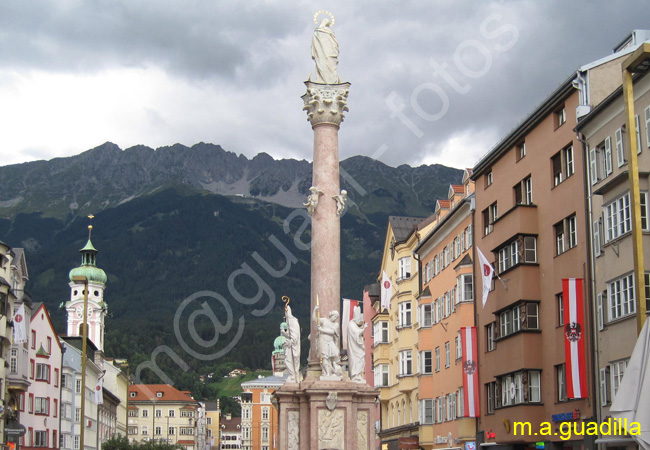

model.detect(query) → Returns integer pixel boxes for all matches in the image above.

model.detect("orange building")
[240,375,285,450]
[415,173,476,450]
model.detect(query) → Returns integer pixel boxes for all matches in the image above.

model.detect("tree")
[102,435,182,450]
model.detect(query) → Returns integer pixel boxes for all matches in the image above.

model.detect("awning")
[594,437,636,444]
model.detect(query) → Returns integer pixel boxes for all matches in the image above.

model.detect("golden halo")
[313,10,335,26]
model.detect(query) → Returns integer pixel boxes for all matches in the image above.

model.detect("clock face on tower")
[75,305,93,318]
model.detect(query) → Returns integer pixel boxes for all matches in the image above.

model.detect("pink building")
[20,304,62,450]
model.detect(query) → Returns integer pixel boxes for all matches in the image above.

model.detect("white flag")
[13,303,27,343]
[380,271,393,311]
[95,378,103,405]
[476,248,494,307]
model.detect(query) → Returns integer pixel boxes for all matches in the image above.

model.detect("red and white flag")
[380,271,393,311]
[563,278,587,399]
[461,326,480,417]
[13,303,27,343]
[476,248,494,307]
[341,298,359,350]
[95,377,103,405]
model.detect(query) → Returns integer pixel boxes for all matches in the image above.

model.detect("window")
[398,302,412,328]
[399,350,413,376]
[611,359,629,399]
[35,364,50,382]
[486,170,493,187]
[180,427,194,435]
[262,427,269,441]
[420,351,432,374]
[557,293,564,327]
[552,145,574,186]
[486,323,496,351]
[497,236,537,273]
[142,409,149,418]
[435,347,440,372]
[499,370,541,407]
[556,364,567,402]
[54,369,59,387]
[261,392,271,403]
[555,215,577,255]
[419,399,434,424]
[142,426,149,436]
[483,203,498,235]
[455,331,462,360]
[514,176,533,205]
[168,409,175,418]
[10,348,17,374]
[128,409,138,417]
[74,435,80,450]
[374,364,389,387]
[437,397,445,423]
[419,304,432,327]
[35,397,49,415]
[646,273,650,313]
[374,321,389,343]
[615,127,626,167]
[457,274,473,302]
[398,257,411,281]
[31,330,36,349]
[35,431,47,447]
[465,225,472,248]
[458,387,465,417]
[128,427,138,435]
[448,393,457,420]
[262,407,269,420]
[75,408,81,423]
[155,426,162,436]
[517,142,526,160]
[75,379,82,394]
[168,427,175,435]
[609,273,635,321]
[556,106,566,127]
[604,193,632,242]
[499,302,539,338]
[155,409,162,418]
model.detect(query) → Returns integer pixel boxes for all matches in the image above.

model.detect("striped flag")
[381,271,393,311]
[341,298,359,350]
[461,327,480,417]
[562,278,587,399]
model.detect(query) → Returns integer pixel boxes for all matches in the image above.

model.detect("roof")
[241,374,288,388]
[388,216,424,244]
[364,283,380,297]
[204,401,220,411]
[220,416,242,432]
[450,185,464,194]
[128,384,197,403]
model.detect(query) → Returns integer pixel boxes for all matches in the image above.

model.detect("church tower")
[65,219,108,352]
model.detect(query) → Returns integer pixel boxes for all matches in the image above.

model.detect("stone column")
[301,81,350,372]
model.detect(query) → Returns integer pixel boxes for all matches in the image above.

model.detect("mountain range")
[0,142,462,392]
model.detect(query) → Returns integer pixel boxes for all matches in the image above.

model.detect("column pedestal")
[275,379,378,450]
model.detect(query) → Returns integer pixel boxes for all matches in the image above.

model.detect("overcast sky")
[1,0,648,170]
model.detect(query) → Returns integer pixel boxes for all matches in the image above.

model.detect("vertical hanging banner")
[461,326,480,417]
[562,278,587,399]
[13,303,27,343]
[476,248,494,307]
[95,377,103,405]
[381,271,393,311]
[341,298,359,350]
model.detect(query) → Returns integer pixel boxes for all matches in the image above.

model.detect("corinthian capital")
[301,81,351,128]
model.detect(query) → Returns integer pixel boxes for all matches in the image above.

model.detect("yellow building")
[205,401,220,449]
[127,384,201,450]
[373,215,436,449]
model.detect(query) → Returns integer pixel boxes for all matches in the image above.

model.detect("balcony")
[490,265,541,310]
[483,204,538,251]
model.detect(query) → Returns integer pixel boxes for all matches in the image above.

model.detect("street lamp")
[71,275,89,449]
[621,42,650,334]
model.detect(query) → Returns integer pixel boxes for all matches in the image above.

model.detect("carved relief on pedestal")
[318,409,344,450]
[302,81,351,127]
[357,411,368,450]
[288,410,300,450]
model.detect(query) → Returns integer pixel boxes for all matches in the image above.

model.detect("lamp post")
[621,42,650,334]
[71,275,89,449]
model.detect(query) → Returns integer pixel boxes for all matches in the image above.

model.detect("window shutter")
[604,137,613,175]
[590,147,598,184]
[599,367,608,406]
[597,292,604,330]
[616,128,625,167]
[593,220,601,257]
[645,106,650,149]
[636,114,642,154]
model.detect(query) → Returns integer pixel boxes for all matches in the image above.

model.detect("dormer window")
[130,392,136,398]
[156,392,163,398]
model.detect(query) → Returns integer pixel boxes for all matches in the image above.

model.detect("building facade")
[21,304,62,450]
[240,375,285,450]
[373,216,435,449]
[414,174,476,450]
[219,414,241,450]
[577,63,650,449]
[205,401,221,449]
[127,384,201,450]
